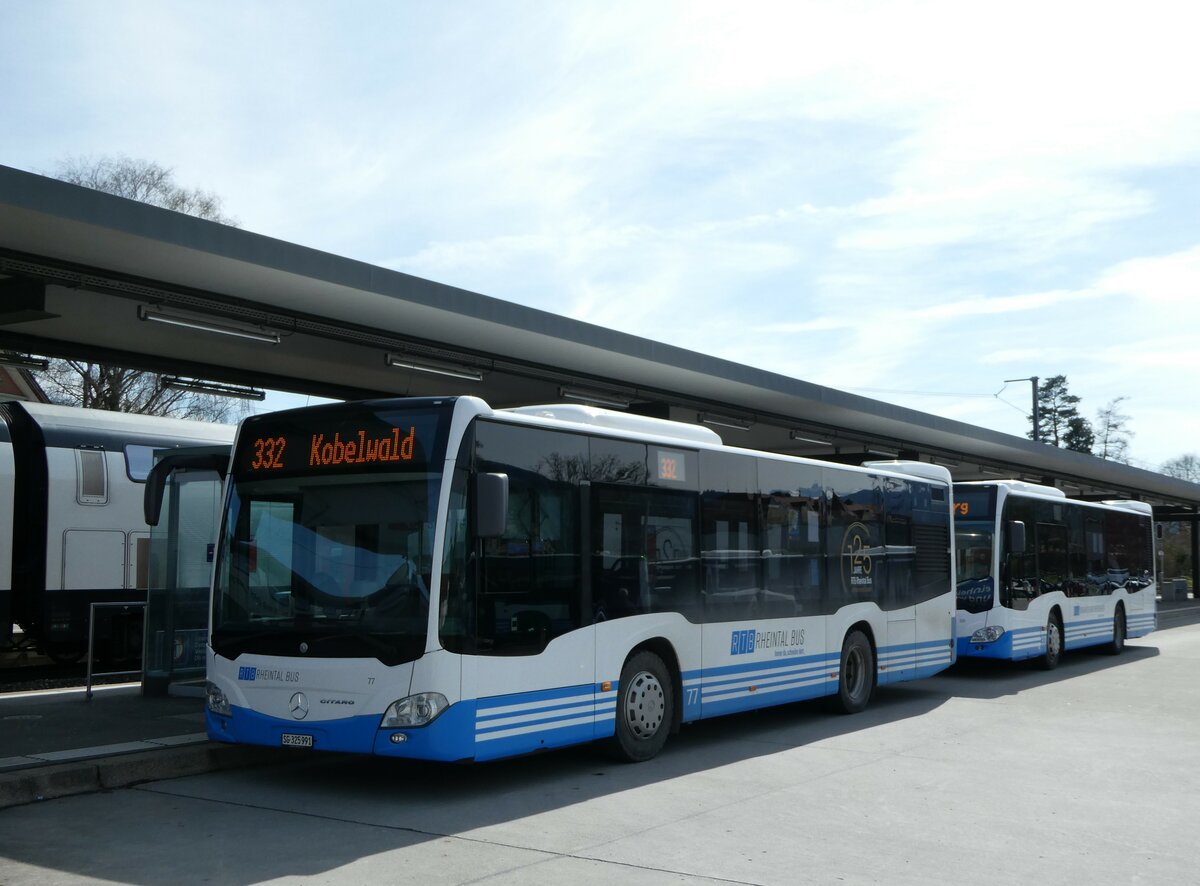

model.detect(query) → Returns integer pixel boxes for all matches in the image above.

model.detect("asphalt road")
[1,623,1197,886]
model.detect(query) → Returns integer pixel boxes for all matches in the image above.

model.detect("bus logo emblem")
[730,629,756,655]
[290,692,309,720]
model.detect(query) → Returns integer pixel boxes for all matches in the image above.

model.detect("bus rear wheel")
[1037,613,1063,670]
[831,629,874,714]
[608,651,673,763]
[1106,606,1126,655]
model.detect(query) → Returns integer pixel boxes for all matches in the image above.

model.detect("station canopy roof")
[2,164,1198,511]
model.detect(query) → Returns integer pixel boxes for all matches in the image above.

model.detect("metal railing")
[85,601,146,700]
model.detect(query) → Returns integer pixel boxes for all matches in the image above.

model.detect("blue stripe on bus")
[1064,616,1115,650]
[476,696,597,725]
[476,706,600,736]
[699,650,837,680]
[1126,612,1156,638]
[207,701,480,762]
[476,682,597,711]
[701,660,833,691]
[466,636,956,756]
[700,679,829,717]
[474,720,599,761]
[472,682,616,759]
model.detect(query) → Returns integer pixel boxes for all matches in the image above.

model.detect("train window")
[76,448,109,505]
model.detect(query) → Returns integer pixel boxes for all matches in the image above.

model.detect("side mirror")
[475,472,509,538]
[1006,520,1027,556]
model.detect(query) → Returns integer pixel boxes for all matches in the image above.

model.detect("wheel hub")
[624,671,666,739]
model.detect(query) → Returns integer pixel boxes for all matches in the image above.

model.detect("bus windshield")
[954,523,995,613]
[211,401,452,664]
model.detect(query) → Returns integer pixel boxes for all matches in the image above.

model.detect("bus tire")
[1106,605,1126,656]
[1037,612,1063,670]
[831,629,874,714]
[608,650,673,763]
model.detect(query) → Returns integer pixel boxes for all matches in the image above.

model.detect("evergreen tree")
[1063,416,1095,454]
[1032,375,1093,452]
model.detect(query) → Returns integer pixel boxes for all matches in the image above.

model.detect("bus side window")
[700,451,761,623]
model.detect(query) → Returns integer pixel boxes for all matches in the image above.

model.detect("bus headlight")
[381,693,448,728]
[970,626,1006,644]
[206,681,231,717]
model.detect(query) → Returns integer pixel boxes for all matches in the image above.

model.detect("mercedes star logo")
[289,691,309,720]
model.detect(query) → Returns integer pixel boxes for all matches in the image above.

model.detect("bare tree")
[1162,454,1200,483]
[38,360,240,422]
[51,155,237,225]
[1094,397,1134,463]
[33,155,243,421]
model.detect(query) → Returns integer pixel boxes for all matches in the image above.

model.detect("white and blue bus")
[954,480,1156,667]
[205,397,956,762]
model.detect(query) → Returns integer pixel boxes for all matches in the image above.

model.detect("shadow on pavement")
[0,622,1191,885]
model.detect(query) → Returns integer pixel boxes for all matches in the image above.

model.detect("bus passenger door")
[459,426,596,760]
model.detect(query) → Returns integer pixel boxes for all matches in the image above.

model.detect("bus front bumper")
[206,702,478,762]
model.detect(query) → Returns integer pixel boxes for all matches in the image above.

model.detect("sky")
[3,0,1199,471]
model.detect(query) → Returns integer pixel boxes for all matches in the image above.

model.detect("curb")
[0,743,283,810]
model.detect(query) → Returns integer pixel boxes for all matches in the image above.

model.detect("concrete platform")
[0,684,281,809]
[0,683,206,768]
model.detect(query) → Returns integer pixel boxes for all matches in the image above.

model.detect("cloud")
[1097,245,1200,305]
[5,0,1200,467]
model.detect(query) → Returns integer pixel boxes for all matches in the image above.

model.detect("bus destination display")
[235,406,447,479]
[248,426,417,472]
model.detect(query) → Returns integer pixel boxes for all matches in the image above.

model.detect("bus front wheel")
[1037,613,1063,670]
[609,651,673,762]
[831,629,874,714]
[1106,606,1126,655]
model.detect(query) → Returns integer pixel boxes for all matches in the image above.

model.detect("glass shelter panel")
[144,456,227,695]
